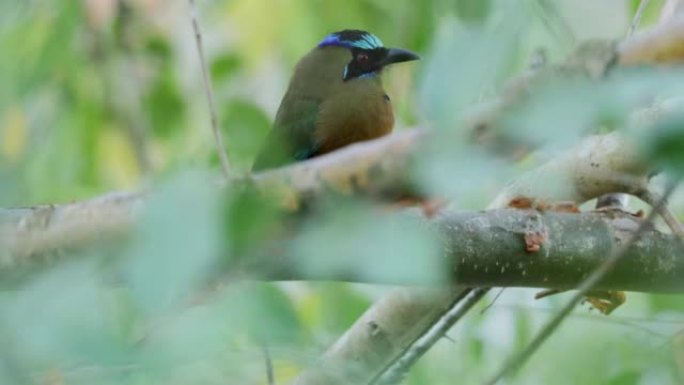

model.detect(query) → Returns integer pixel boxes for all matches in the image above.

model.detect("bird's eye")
[356,52,369,63]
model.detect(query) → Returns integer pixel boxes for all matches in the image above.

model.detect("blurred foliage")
[2,0,684,384]
[640,110,684,177]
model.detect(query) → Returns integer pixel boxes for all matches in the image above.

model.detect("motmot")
[252,30,419,171]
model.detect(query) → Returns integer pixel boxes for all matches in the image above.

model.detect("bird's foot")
[534,289,626,315]
[595,205,645,219]
[583,290,626,315]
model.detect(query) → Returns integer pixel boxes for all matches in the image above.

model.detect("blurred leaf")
[640,110,684,177]
[144,35,173,60]
[210,53,242,83]
[299,283,371,334]
[293,199,445,285]
[123,171,223,315]
[2,262,133,371]
[96,125,141,187]
[647,294,684,314]
[454,0,492,23]
[222,185,283,262]
[1,105,27,163]
[607,370,640,385]
[628,0,665,29]
[414,141,509,205]
[419,8,525,131]
[220,99,271,170]
[503,77,608,147]
[145,68,185,138]
[142,302,229,369]
[521,311,675,385]
[503,68,684,151]
[225,282,304,344]
[513,307,532,352]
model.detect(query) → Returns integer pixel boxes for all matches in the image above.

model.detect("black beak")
[379,47,420,67]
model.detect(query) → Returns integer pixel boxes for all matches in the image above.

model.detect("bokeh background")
[2,0,684,384]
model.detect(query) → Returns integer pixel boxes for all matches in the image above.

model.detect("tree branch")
[273,207,684,385]
[618,13,684,65]
[291,16,684,385]
[4,198,684,292]
[2,15,684,385]
[374,287,489,385]
[0,128,649,272]
[188,0,232,180]
[484,180,679,385]
[0,129,423,267]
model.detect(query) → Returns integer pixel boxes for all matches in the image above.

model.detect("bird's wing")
[251,97,322,171]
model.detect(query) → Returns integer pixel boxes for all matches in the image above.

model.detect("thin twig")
[639,188,684,239]
[627,0,651,38]
[480,288,506,315]
[261,343,275,385]
[483,180,680,385]
[595,3,652,210]
[495,304,675,339]
[374,288,489,385]
[187,0,232,180]
[536,0,577,46]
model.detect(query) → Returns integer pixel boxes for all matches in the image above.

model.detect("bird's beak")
[379,48,420,67]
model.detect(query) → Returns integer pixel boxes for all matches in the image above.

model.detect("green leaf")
[313,283,372,334]
[222,185,283,263]
[1,262,133,371]
[639,110,684,177]
[144,35,173,60]
[123,171,223,315]
[647,293,684,314]
[220,99,271,170]
[225,282,304,344]
[628,0,665,29]
[419,10,525,131]
[454,0,492,23]
[210,53,242,83]
[293,199,446,285]
[145,68,185,138]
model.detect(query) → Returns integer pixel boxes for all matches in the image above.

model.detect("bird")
[252,29,419,171]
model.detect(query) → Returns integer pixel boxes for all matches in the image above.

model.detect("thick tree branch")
[4,198,684,292]
[484,180,679,385]
[277,207,684,385]
[0,192,144,267]
[0,128,648,270]
[0,130,423,267]
[436,208,683,293]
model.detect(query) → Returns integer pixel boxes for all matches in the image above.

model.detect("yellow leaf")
[1,106,27,163]
[271,359,300,384]
[97,126,141,187]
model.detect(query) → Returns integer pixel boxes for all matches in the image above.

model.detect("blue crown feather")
[318,30,384,50]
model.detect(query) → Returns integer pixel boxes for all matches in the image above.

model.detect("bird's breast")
[314,79,394,155]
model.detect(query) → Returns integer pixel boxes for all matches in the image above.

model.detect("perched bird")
[252,30,419,171]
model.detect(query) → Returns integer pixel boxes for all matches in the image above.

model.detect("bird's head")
[317,30,420,81]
